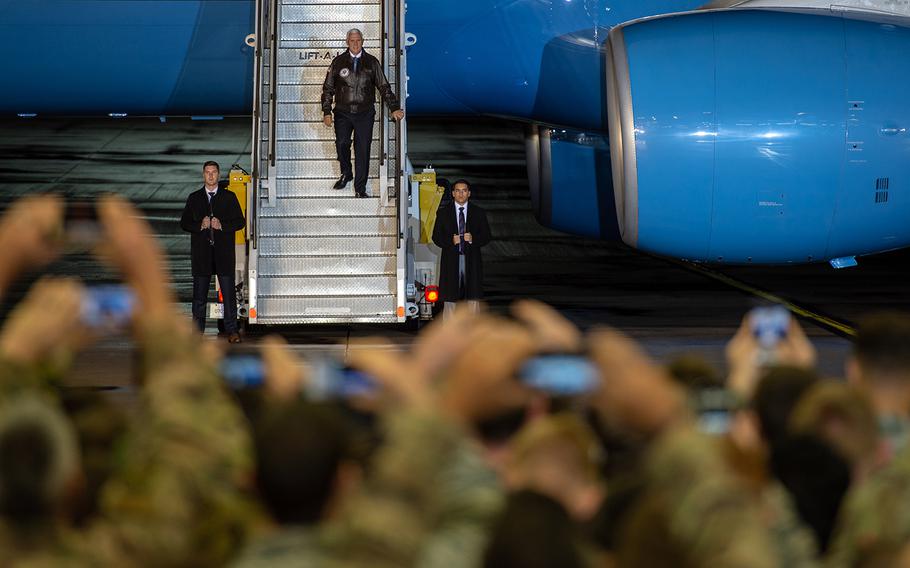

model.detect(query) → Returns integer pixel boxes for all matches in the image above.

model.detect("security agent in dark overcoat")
[431,180,492,302]
[179,163,245,338]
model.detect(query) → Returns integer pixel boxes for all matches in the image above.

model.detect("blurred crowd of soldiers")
[0,194,909,567]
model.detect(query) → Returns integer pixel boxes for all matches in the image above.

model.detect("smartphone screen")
[305,359,377,400]
[694,387,738,435]
[518,355,598,396]
[220,353,265,389]
[81,285,135,330]
[335,368,377,398]
[750,305,790,348]
[698,410,731,435]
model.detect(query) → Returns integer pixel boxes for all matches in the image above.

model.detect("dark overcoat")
[431,201,492,302]
[179,187,245,276]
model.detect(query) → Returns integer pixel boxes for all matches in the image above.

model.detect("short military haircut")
[0,397,79,524]
[854,312,910,379]
[346,28,363,40]
[202,160,220,172]
[790,381,879,469]
[252,400,351,525]
[452,179,471,191]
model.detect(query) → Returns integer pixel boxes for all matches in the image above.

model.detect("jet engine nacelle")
[606,8,910,263]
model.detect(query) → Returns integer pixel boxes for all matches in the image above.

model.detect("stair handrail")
[249,0,267,248]
[379,0,388,173]
[267,0,279,172]
[395,0,404,249]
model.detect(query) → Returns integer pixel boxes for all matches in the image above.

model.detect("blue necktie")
[353,56,359,73]
[458,207,466,254]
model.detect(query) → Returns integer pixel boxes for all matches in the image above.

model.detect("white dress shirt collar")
[455,201,468,223]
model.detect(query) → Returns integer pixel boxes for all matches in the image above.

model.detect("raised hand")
[511,299,582,353]
[0,194,64,297]
[261,335,310,400]
[0,277,87,368]
[96,195,174,317]
[588,328,685,437]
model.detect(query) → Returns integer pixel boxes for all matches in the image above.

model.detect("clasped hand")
[201,217,222,230]
[452,232,472,246]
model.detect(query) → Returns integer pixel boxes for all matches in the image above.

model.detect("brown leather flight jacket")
[321,49,401,115]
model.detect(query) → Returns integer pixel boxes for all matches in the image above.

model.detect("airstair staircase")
[248,0,409,324]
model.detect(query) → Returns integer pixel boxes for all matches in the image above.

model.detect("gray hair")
[346,28,363,41]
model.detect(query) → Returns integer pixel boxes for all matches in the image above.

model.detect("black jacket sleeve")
[470,207,492,248]
[180,194,200,233]
[321,61,336,116]
[431,209,453,249]
[371,57,400,113]
[221,191,246,234]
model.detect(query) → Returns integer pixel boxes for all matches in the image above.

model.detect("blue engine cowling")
[607,8,910,263]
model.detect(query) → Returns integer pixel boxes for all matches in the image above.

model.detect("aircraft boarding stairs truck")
[222,0,441,327]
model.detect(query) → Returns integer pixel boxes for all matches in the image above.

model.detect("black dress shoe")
[332,175,352,190]
[355,191,368,198]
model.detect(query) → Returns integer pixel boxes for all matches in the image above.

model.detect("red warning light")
[425,285,440,303]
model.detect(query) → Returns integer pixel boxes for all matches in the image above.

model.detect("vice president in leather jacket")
[321,28,404,198]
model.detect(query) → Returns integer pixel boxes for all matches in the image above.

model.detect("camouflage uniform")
[231,409,500,568]
[0,315,256,567]
[636,427,779,568]
[231,526,326,568]
[761,482,821,568]
[827,443,910,567]
[322,410,502,568]
[879,414,910,460]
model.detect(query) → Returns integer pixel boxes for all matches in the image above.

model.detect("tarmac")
[2,115,908,403]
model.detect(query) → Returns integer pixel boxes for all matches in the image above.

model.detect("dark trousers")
[334,108,375,193]
[192,273,238,334]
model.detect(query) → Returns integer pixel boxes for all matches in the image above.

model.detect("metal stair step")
[280,5,379,23]
[260,216,396,236]
[261,196,394,216]
[271,48,385,67]
[281,0,380,6]
[270,120,389,141]
[277,85,328,103]
[266,64,395,85]
[265,105,401,127]
[274,178,391,197]
[258,235,398,256]
[258,255,395,277]
[266,102,329,122]
[275,159,381,179]
[255,295,398,323]
[273,82,402,104]
[275,140,379,160]
[259,275,395,296]
[280,22,381,42]
[265,66,331,86]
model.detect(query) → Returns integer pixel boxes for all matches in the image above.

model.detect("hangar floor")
[1,116,908,400]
